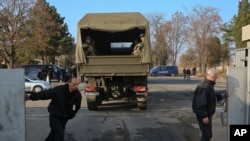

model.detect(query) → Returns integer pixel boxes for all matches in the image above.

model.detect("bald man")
[26,77,82,141]
[192,68,226,141]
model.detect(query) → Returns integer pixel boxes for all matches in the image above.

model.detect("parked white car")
[25,75,52,93]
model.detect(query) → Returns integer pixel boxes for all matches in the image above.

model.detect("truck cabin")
[80,28,145,55]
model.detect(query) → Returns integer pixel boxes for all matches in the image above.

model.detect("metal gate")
[227,67,247,124]
[227,47,250,140]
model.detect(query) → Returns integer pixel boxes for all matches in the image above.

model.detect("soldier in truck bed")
[130,38,140,51]
[132,34,145,56]
[82,36,95,56]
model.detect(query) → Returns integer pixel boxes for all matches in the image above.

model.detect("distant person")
[60,69,66,82]
[192,67,197,75]
[47,65,54,82]
[183,68,187,80]
[68,68,72,79]
[26,77,82,141]
[37,68,44,80]
[132,34,145,56]
[41,67,47,81]
[72,67,77,77]
[192,68,226,141]
[82,36,95,56]
[186,68,191,80]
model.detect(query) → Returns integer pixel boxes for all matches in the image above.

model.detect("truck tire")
[96,95,103,106]
[87,102,98,110]
[138,102,147,110]
[97,99,103,106]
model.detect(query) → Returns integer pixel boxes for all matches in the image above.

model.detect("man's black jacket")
[30,84,82,119]
[192,78,223,118]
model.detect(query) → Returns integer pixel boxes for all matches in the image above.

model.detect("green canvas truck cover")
[75,12,151,64]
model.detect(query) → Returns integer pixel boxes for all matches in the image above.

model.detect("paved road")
[25,76,227,141]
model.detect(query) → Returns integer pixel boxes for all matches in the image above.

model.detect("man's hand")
[202,117,209,124]
[221,91,226,99]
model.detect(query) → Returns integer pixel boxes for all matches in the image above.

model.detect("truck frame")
[75,12,151,110]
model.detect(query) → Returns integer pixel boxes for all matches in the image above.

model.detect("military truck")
[75,12,151,110]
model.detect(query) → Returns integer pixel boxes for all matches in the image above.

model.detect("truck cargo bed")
[77,56,150,76]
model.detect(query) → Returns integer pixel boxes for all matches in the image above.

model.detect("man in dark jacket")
[37,68,44,80]
[183,68,187,80]
[47,65,54,82]
[192,68,225,141]
[26,77,82,141]
[186,68,191,80]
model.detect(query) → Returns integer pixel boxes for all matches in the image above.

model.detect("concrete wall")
[0,69,25,141]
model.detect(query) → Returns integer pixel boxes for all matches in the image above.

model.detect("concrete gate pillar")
[0,69,25,141]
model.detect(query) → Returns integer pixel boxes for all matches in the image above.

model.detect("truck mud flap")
[136,94,147,110]
[86,95,98,110]
[138,101,147,110]
[86,95,97,102]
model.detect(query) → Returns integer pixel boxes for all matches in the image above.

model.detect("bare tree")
[163,11,188,66]
[0,0,34,68]
[179,47,198,68]
[154,25,168,65]
[187,6,222,73]
[145,13,168,66]
[145,13,165,44]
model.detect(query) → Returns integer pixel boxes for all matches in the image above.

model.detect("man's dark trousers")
[196,115,212,141]
[45,115,68,141]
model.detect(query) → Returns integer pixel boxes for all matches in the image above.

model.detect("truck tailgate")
[77,56,150,76]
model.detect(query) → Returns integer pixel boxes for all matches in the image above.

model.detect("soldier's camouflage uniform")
[132,42,144,56]
[82,43,95,56]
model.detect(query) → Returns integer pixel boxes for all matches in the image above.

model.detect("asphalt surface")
[25,76,227,141]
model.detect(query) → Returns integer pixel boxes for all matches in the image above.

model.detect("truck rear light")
[134,86,146,92]
[85,86,96,92]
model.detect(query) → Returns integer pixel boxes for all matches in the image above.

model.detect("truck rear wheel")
[96,94,104,106]
[87,102,98,110]
[138,102,147,110]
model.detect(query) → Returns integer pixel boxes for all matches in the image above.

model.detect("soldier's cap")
[139,34,145,37]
